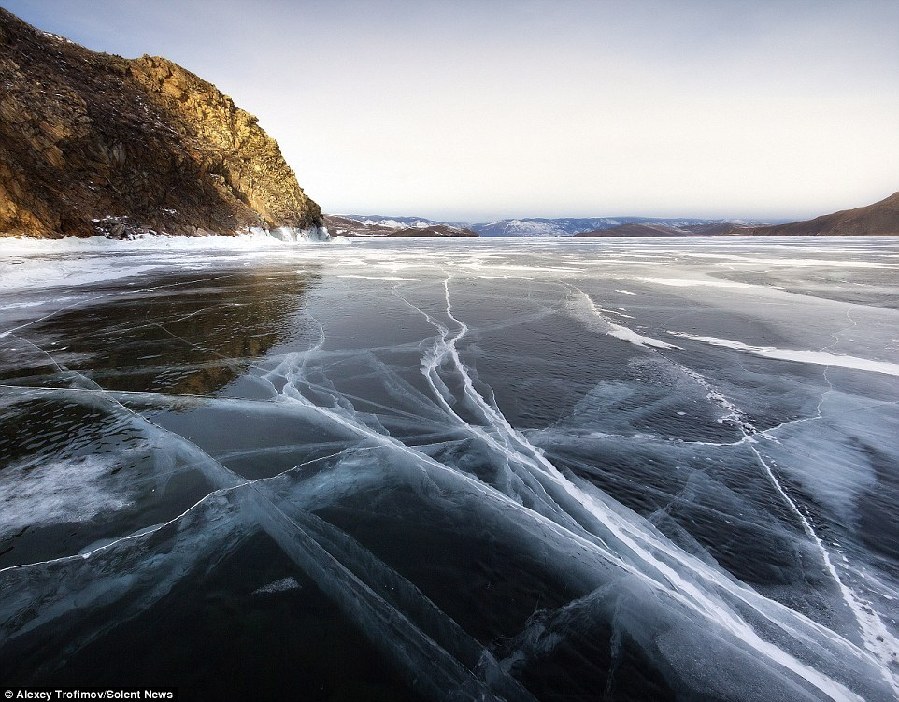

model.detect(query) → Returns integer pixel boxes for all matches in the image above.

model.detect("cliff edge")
[0,8,323,239]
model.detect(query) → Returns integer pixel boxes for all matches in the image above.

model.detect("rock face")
[744,192,899,237]
[0,8,323,239]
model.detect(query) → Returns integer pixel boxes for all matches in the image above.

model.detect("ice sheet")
[1,236,897,700]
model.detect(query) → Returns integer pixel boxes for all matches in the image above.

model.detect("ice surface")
[567,286,679,349]
[0,454,134,533]
[668,332,899,377]
[1,236,897,699]
[0,232,328,293]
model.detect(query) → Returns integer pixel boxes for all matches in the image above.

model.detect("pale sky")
[3,0,898,221]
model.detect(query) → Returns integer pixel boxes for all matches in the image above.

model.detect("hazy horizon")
[331,211,799,225]
[4,0,897,222]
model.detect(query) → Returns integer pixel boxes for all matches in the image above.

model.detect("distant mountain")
[470,217,727,237]
[576,221,757,237]
[0,8,323,239]
[576,222,677,237]
[744,192,899,236]
[386,224,476,238]
[326,192,899,239]
[471,218,622,237]
[324,214,476,237]
[340,215,444,229]
[684,222,758,236]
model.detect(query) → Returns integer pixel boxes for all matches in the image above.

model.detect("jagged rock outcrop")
[0,8,323,239]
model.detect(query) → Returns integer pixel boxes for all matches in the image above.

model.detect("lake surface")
[1,236,898,700]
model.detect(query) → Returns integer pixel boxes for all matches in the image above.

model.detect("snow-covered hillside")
[328,214,768,237]
[471,217,724,237]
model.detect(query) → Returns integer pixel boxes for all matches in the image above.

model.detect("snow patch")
[0,455,134,535]
[669,332,899,377]
[639,277,756,289]
[252,577,301,595]
[607,322,680,349]
[570,287,679,350]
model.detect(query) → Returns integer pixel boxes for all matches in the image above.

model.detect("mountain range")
[471,217,740,237]
[330,215,751,238]
[323,214,476,238]
[574,221,757,237]
[337,192,898,238]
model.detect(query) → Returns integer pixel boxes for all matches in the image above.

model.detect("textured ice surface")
[0,454,134,532]
[1,236,897,700]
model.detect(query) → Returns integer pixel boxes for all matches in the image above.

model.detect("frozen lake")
[1,236,898,700]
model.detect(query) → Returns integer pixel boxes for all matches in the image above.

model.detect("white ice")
[669,332,899,377]
[0,454,134,534]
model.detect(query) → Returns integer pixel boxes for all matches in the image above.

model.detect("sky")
[3,0,898,222]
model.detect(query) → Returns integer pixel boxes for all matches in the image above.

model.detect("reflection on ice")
[1,237,898,699]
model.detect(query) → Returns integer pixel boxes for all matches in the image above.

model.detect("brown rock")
[0,8,323,239]
[743,192,899,237]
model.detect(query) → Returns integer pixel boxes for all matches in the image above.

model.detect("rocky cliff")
[0,8,323,239]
